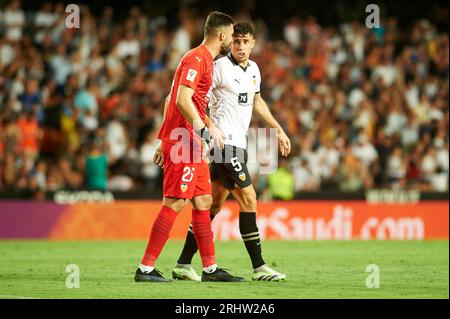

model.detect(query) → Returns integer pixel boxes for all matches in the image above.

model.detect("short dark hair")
[204,11,234,36]
[233,22,254,37]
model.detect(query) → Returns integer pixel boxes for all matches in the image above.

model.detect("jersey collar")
[227,53,250,72]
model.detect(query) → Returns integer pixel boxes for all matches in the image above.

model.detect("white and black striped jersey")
[208,54,262,149]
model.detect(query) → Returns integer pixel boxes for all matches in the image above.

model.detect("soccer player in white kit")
[169,22,292,282]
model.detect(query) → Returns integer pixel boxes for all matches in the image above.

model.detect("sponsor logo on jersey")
[180,183,188,192]
[239,172,246,181]
[186,69,198,82]
[238,93,248,104]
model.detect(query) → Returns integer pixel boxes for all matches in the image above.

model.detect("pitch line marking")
[0,294,41,299]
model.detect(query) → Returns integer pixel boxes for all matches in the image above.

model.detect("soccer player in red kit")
[135,11,244,282]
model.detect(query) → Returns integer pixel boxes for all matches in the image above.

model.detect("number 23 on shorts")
[182,166,195,182]
[179,166,194,193]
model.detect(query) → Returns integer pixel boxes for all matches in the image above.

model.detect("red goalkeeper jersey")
[158,44,213,145]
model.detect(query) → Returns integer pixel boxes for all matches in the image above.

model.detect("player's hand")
[196,126,212,163]
[208,125,225,149]
[278,129,291,157]
[152,142,164,169]
[201,138,210,164]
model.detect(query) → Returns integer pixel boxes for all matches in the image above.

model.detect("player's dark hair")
[204,11,234,36]
[233,22,254,37]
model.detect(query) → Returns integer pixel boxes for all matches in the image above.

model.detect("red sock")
[192,209,216,267]
[141,206,178,266]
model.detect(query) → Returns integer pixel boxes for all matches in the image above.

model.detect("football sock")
[141,206,178,266]
[177,214,216,265]
[202,264,218,273]
[240,212,265,269]
[191,209,216,267]
[139,264,154,273]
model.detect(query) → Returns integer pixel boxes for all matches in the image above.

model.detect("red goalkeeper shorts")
[161,141,212,199]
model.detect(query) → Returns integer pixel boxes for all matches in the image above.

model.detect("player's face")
[219,24,234,55]
[231,34,255,63]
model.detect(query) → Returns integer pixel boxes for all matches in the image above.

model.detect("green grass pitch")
[0,240,448,299]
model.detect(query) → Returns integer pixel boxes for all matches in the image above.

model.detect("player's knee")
[239,189,257,212]
[193,194,212,211]
[162,198,185,213]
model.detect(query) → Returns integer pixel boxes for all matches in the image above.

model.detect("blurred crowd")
[0,1,448,198]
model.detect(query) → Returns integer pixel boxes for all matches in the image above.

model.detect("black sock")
[177,214,216,265]
[239,212,265,269]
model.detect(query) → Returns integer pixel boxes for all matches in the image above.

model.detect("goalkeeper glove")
[197,125,212,146]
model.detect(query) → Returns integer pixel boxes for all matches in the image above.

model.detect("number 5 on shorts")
[231,157,242,172]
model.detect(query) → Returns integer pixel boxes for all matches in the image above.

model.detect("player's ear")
[219,30,225,41]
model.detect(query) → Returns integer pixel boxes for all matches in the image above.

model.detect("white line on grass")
[0,294,41,299]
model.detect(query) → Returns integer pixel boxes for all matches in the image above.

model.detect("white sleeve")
[212,60,223,89]
[207,61,222,103]
[206,87,212,103]
[255,63,261,94]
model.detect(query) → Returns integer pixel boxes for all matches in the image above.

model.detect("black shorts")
[210,145,252,190]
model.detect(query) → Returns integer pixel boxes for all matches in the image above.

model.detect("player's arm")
[176,85,225,149]
[253,93,291,157]
[162,94,170,121]
[204,113,225,149]
[152,95,170,168]
[176,85,205,130]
